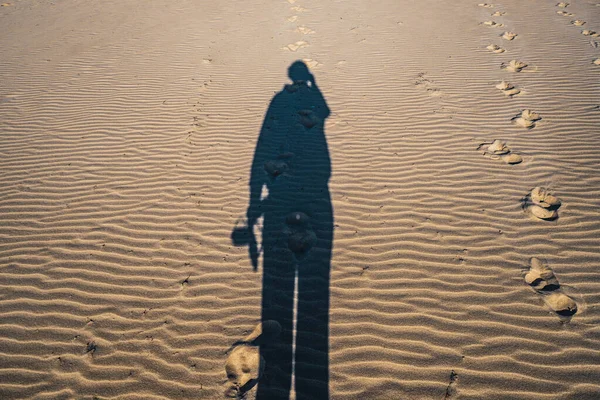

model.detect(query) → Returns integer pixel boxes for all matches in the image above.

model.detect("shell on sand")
[525,257,559,290]
[487,44,505,53]
[528,205,558,220]
[521,109,541,121]
[504,60,527,72]
[544,292,577,315]
[501,153,522,164]
[502,32,517,40]
[224,345,263,398]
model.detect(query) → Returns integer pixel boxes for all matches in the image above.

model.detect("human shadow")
[232,60,332,399]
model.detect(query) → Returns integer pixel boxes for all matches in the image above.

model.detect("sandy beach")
[1,0,600,399]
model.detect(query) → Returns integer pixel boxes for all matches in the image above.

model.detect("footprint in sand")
[502,59,527,72]
[291,6,307,12]
[303,58,321,69]
[487,44,506,53]
[496,80,521,97]
[492,11,506,16]
[522,186,561,220]
[524,258,578,318]
[512,109,540,128]
[415,72,442,97]
[288,15,298,22]
[284,212,317,260]
[557,10,575,16]
[298,109,321,128]
[594,58,600,65]
[582,30,600,37]
[556,2,569,7]
[296,26,315,34]
[478,3,494,8]
[283,41,309,52]
[477,139,523,164]
[225,321,282,398]
[571,20,586,26]
[501,31,518,40]
[483,21,504,28]
[264,160,290,180]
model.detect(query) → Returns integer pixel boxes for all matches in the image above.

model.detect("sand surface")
[1,0,600,399]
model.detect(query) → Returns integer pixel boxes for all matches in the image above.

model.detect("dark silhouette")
[233,61,332,399]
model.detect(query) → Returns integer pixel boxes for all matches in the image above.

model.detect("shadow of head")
[288,60,311,84]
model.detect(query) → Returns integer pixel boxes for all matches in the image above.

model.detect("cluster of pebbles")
[478,139,522,164]
[512,109,541,129]
[523,186,561,220]
[525,258,578,317]
[224,321,282,398]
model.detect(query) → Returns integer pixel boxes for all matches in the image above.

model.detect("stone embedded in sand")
[544,292,577,315]
[502,31,517,40]
[487,44,505,53]
[501,153,523,164]
[504,59,527,72]
[264,160,288,179]
[298,109,320,128]
[571,20,586,26]
[528,205,558,220]
[492,11,506,16]
[224,345,263,398]
[556,2,569,7]
[525,257,559,290]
